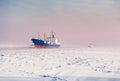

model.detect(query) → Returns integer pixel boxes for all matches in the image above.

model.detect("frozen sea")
[0,47,120,81]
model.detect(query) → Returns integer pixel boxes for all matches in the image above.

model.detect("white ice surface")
[0,48,120,81]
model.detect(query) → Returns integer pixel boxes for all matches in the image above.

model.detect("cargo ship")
[31,32,60,48]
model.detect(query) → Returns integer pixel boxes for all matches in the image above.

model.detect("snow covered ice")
[0,47,120,81]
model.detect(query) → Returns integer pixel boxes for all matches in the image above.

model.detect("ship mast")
[38,32,40,39]
[44,33,47,41]
[52,32,55,44]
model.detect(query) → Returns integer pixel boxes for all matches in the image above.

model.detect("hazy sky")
[0,0,120,47]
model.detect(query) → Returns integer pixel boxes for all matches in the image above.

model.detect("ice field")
[0,47,120,81]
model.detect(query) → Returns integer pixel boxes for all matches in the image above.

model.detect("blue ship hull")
[32,38,60,48]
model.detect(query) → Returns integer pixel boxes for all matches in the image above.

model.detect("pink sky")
[0,0,120,47]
